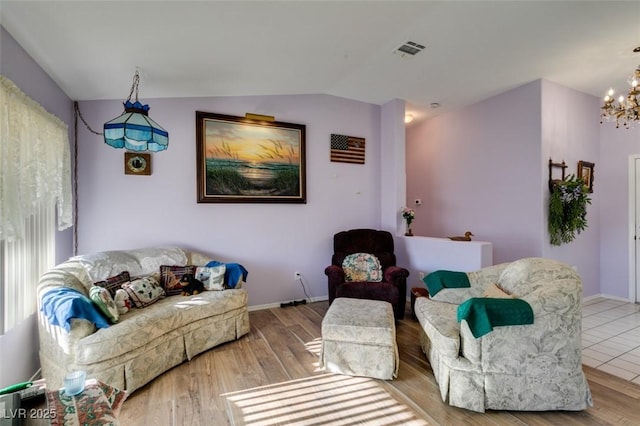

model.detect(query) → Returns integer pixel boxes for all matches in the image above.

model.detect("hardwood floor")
[119,301,640,425]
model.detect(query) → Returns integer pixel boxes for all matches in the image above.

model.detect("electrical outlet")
[294,271,301,280]
[418,271,426,280]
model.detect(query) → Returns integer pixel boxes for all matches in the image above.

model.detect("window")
[1,202,55,333]
[0,75,72,334]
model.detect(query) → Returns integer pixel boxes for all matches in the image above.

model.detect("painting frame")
[196,111,306,203]
[577,160,594,193]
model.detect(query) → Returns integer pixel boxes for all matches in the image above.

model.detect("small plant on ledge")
[401,207,415,236]
[548,174,591,246]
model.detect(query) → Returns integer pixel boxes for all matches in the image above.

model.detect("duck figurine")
[448,231,474,241]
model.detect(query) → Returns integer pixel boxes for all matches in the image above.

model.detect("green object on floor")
[423,270,470,296]
[457,297,534,338]
[0,381,31,395]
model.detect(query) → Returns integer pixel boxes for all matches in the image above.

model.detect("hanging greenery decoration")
[548,174,591,246]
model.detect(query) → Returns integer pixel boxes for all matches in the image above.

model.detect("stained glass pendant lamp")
[103,70,168,151]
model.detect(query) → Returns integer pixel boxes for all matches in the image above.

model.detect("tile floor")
[582,297,640,385]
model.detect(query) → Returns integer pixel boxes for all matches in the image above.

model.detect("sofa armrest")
[459,278,583,374]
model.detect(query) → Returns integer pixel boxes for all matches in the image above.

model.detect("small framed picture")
[577,161,594,193]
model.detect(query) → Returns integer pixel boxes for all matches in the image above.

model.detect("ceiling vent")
[394,41,426,57]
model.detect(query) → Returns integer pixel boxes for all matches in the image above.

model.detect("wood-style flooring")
[118,301,640,425]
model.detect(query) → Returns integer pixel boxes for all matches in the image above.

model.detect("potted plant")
[401,207,415,236]
[548,174,591,246]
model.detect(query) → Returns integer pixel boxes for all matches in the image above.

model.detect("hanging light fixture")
[103,70,168,151]
[600,47,640,129]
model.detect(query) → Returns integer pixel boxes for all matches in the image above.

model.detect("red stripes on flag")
[330,134,365,164]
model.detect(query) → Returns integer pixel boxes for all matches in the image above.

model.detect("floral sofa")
[414,257,593,412]
[37,246,250,394]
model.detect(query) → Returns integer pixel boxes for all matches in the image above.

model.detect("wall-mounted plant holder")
[548,158,567,192]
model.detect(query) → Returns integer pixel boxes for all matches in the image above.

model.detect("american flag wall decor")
[330,134,365,164]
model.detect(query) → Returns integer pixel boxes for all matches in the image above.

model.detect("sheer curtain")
[0,75,72,333]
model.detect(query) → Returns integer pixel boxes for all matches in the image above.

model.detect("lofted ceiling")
[1,1,639,122]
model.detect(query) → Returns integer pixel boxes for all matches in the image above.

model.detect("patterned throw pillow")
[159,265,197,296]
[122,276,165,308]
[342,253,383,282]
[195,265,226,291]
[89,286,119,323]
[94,271,131,298]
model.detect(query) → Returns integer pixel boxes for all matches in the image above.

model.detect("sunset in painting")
[201,116,304,199]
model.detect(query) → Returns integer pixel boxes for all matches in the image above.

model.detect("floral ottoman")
[320,297,398,380]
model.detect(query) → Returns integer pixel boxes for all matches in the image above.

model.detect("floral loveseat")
[414,257,592,412]
[37,246,249,393]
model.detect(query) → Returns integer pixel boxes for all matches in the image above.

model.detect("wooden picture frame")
[196,111,306,203]
[577,160,594,193]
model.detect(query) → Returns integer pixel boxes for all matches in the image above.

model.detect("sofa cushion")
[414,297,460,359]
[73,247,188,283]
[160,265,197,296]
[497,257,579,297]
[74,289,248,365]
[94,271,131,298]
[342,253,382,282]
[89,286,119,323]
[482,283,513,298]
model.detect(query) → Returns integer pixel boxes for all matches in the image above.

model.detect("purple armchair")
[325,229,409,319]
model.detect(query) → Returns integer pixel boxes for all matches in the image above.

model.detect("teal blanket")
[457,298,534,338]
[423,270,470,296]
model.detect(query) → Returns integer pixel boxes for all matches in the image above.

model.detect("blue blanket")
[206,261,248,289]
[457,297,534,338]
[41,288,110,332]
[423,270,470,296]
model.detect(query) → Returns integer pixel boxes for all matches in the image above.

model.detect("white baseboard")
[583,293,633,303]
[248,295,328,312]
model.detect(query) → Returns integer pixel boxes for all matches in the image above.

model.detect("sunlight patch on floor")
[222,373,429,426]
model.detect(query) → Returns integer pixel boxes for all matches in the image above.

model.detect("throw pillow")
[342,253,383,282]
[122,276,165,308]
[94,271,131,298]
[196,265,226,291]
[482,283,514,299]
[89,286,119,323]
[159,265,197,296]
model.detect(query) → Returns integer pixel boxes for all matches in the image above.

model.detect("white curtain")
[0,75,72,241]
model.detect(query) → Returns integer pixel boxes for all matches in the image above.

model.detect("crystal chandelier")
[600,47,640,129]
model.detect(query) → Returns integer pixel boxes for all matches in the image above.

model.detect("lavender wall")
[540,80,601,297]
[599,124,640,299]
[406,79,605,298]
[76,94,383,307]
[0,26,74,386]
[406,81,543,264]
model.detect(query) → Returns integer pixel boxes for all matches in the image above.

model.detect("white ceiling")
[2,1,640,122]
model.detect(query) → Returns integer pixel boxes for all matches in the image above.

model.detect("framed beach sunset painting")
[196,111,306,203]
